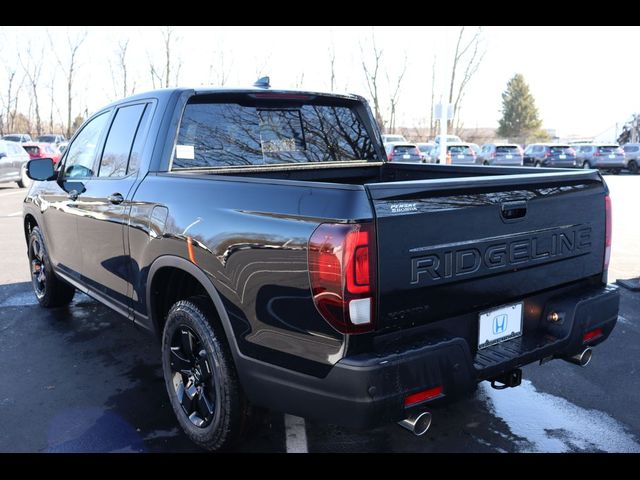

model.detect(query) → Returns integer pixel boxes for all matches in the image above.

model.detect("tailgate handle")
[501,201,527,221]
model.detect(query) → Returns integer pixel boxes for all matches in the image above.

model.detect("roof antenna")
[253,76,270,88]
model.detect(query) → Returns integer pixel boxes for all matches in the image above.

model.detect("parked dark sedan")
[524,144,577,168]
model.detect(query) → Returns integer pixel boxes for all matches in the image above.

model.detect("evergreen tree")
[497,74,542,139]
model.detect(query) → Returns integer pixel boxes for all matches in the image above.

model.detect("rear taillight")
[387,152,393,161]
[604,195,612,271]
[594,150,601,157]
[308,223,376,334]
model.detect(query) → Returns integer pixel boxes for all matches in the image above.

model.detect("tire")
[534,161,542,168]
[17,165,31,188]
[162,295,250,451]
[629,160,638,174]
[28,226,76,307]
[483,161,489,166]
[582,161,591,169]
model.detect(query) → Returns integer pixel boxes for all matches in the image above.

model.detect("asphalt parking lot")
[1,174,639,453]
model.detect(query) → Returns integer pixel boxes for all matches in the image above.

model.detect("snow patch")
[481,380,640,452]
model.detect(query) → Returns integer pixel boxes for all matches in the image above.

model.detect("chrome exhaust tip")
[398,411,432,436]
[564,347,593,367]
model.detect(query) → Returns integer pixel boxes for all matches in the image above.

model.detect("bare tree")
[386,54,408,134]
[447,27,485,132]
[328,43,336,91]
[360,32,384,129]
[149,27,182,89]
[208,46,231,86]
[50,29,88,138]
[18,42,45,136]
[111,39,135,98]
[294,71,305,89]
[0,65,23,135]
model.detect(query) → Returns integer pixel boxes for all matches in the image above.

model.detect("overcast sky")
[1,26,637,140]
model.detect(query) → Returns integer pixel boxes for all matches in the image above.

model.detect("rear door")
[74,102,152,313]
[365,171,606,331]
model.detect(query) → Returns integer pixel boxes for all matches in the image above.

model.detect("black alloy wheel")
[169,325,218,428]
[29,235,47,300]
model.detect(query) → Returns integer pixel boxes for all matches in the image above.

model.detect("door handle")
[501,201,527,221]
[108,193,124,205]
[68,190,79,201]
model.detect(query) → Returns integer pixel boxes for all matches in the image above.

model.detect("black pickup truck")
[23,85,619,450]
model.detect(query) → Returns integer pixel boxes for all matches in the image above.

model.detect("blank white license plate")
[457,154,465,159]
[505,154,512,159]
[403,154,410,159]
[609,154,615,159]
[559,154,566,159]
[478,302,523,349]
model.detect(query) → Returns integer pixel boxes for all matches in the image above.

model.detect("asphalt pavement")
[0,174,639,453]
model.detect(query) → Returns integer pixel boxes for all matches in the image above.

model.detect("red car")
[22,142,62,164]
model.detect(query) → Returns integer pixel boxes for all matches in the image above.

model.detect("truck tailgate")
[365,171,606,331]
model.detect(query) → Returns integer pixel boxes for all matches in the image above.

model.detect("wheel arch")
[146,255,241,360]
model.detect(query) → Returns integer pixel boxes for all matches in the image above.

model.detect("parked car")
[478,144,523,166]
[0,139,31,187]
[468,143,481,157]
[36,134,66,146]
[574,144,627,173]
[23,86,618,451]
[2,133,32,143]
[58,141,69,153]
[22,142,62,164]
[523,144,577,168]
[416,142,435,163]
[621,143,640,174]
[434,134,462,145]
[446,143,476,164]
[384,142,422,163]
[382,134,407,143]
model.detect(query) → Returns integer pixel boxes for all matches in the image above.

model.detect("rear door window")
[98,104,147,178]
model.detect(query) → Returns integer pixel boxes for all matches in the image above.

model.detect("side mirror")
[27,158,56,181]
[0,151,6,159]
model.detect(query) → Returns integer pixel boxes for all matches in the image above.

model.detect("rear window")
[173,97,379,169]
[496,145,520,153]
[623,145,639,153]
[24,146,39,155]
[598,145,620,153]
[448,145,471,154]
[418,145,430,152]
[393,145,417,155]
[548,146,573,154]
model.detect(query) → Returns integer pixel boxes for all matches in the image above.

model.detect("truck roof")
[101,86,366,111]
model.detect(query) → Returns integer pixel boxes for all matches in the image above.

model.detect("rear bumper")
[594,159,627,168]
[238,284,619,429]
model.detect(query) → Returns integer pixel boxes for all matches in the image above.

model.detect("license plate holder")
[478,302,523,349]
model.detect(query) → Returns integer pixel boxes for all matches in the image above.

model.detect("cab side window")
[64,112,110,179]
[98,103,148,178]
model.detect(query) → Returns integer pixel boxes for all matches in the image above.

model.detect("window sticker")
[176,144,195,160]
